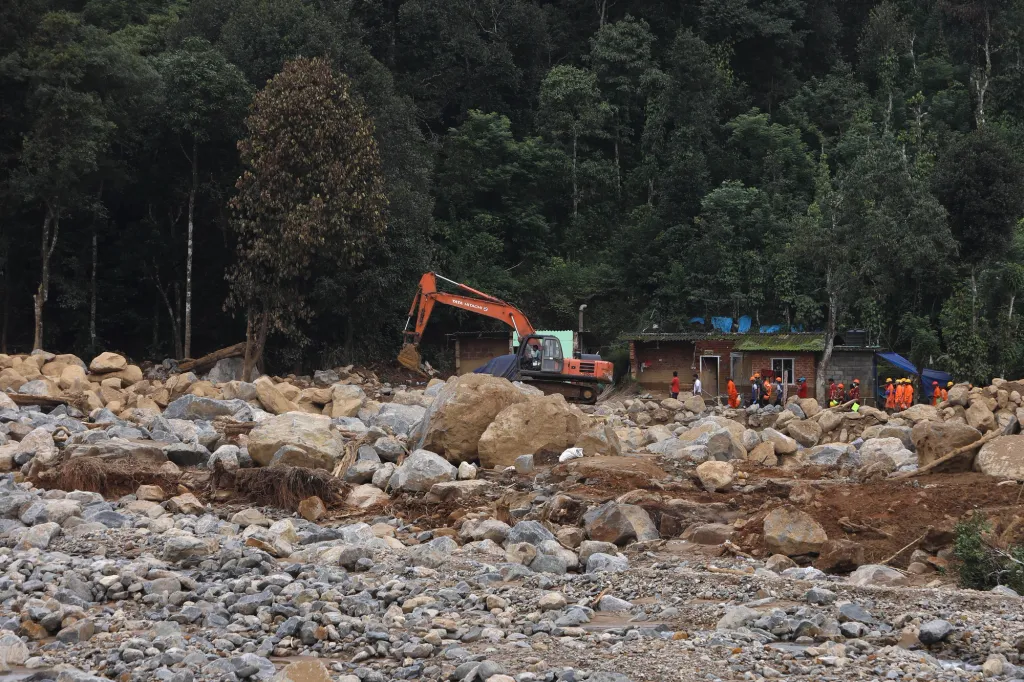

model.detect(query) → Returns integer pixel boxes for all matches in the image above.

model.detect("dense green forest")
[2,0,1024,382]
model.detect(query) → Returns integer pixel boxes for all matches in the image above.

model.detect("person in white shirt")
[692,374,702,397]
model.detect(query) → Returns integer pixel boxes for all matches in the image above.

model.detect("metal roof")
[622,331,826,352]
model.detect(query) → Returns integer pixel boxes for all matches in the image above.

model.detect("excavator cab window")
[541,337,563,373]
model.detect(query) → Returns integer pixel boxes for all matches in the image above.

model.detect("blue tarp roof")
[877,352,916,375]
[737,316,752,333]
[876,352,953,399]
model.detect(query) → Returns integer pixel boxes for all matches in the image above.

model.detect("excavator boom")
[398,272,614,400]
[399,273,534,372]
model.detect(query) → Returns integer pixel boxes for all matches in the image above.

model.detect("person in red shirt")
[670,371,680,399]
[797,377,808,399]
[849,379,861,403]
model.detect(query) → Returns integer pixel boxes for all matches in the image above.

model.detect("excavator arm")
[398,273,534,372]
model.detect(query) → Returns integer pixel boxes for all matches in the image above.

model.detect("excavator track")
[524,380,599,405]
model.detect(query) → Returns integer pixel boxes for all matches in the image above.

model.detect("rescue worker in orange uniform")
[884,378,896,412]
[849,379,861,403]
[761,376,772,407]
[906,379,915,408]
[931,380,941,406]
[943,381,952,401]
[727,378,739,408]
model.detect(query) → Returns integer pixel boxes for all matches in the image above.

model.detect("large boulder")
[89,352,127,374]
[854,437,915,469]
[976,435,1024,480]
[254,377,300,415]
[370,403,426,436]
[163,395,252,421]
[763,506,827,556]
[787,419,822,448]
[912,421,981,468]
[247,413,345,470]
[575,423,623,457]
[966,401,997,433]
[415,374,528,463]
[696,460,734,491]
[478,395,590,469]
[583,502,659,545]
[897,404,940,423]
[683,395,706,413]
[947,384,971,407]
[328,385,365,418]
[798,398,821,418]
[817,410,842,434]
[762,428,798,455]
[389,449,457,492]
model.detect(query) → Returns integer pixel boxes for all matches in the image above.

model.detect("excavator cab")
[517,335,563,374]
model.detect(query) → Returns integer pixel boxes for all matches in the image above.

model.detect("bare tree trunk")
[33,207,60,351]
[184,137,197,359]
[242,307,269,381]
[816,269,838,403]
[613,140,621,199]
[90,225,97,353]
[1009,293,1016,322]
[571,133,579,218]
[174,282,183,358]
[150,262,183,359]
[973,10,992,128]
[1,259,8,354]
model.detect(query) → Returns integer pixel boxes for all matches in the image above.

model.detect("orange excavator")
[398,272,614,403]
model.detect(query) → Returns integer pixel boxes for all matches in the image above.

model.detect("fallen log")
[891,429,1002,479]
[177,342,246,373]
[8,394,68,409]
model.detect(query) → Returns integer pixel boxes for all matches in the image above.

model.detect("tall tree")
[538,65,611,228]
[4,12,117,350]
[228,57,387,379]
[157,37,250,359]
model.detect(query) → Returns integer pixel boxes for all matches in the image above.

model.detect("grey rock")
[586,553,629,574]
[163,395,253,422]
[388,449,456,492]
[505,520,555,546]
[918,619,954,645]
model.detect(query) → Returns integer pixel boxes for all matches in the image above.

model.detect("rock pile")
[2,350,1024,680]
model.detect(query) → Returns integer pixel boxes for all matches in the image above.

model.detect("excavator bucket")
[397,343,424,374]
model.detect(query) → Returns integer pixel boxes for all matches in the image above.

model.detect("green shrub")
[953,513,1024,594]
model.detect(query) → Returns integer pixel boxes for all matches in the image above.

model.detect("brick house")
[624,332,824,400]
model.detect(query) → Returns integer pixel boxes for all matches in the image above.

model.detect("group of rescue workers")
[672,372,958,412]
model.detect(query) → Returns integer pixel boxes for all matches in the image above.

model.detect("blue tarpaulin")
[711,317,733,333]
[737,316,752,333]
[759,324,781,333]
[875,352,953,400]
[877,352,916,375]
[473,355,520,381]
[689,317,705,325]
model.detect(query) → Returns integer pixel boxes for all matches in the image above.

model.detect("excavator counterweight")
[399,272,613,403]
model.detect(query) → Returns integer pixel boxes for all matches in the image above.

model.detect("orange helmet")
[853,379,860,384]
[838,383,844,388]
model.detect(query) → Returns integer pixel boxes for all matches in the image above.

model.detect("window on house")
[772,358,795,383]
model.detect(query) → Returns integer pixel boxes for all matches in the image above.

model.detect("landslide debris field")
[1,350,1024,681]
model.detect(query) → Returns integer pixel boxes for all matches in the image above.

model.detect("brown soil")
[542,456,1024,569]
